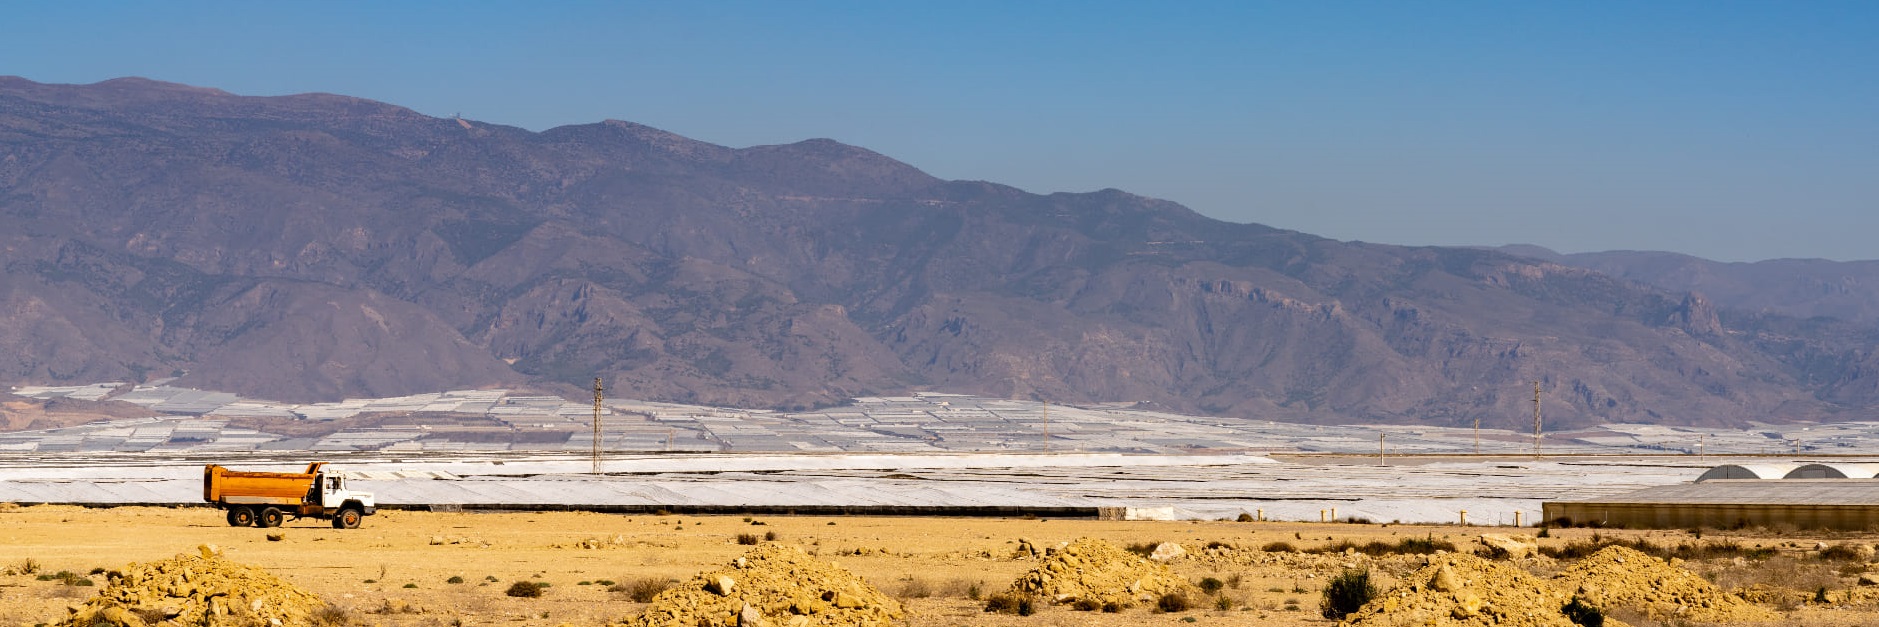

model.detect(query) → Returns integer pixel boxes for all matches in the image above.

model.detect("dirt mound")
[1552,545,1776,623]
[59,545,327,627]
[1342,553,1578,627]
[1006,537,1196,608]
[630,543,902,627]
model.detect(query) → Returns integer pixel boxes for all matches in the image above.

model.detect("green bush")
[1197,577,1225,595]
[1320,569,1376,620]
[1156,593,1193,613]
[506,581,546,598]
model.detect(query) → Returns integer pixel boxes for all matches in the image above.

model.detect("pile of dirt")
[630,543,902,627]
[59,545,327,627]
[1341,553,1580,627]
[1006,537,1196,608]
[1552,545,1776,623]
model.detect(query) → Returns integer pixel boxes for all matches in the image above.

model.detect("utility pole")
[1532,381,1543,457]
[1473,418,1481,455]
[1041,400,1051,452]
[1378,432,1386,466]
[592,377,604,475]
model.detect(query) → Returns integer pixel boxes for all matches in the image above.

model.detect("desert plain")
[6,504,1879,626]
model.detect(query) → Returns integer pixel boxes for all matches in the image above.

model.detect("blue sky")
[5,1,1875,261]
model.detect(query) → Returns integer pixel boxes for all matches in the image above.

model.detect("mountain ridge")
[2,76,1874,429]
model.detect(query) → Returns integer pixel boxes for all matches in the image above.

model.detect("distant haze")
[2,2,1874,262]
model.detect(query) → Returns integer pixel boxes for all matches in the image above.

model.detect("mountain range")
[3,76,1876,430]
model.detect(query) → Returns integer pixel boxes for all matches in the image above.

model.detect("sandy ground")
[3,504,1878,626]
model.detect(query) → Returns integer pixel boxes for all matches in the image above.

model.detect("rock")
[1859,545,1878,561]
[429,535,446,545]
[736,603,768,627]
[265,532,285,542]
[1431,564,1460,592]
[1148,542,1185,562]
[1479,533,1538,559]
[1859,573,1879,587]
[710,576,737,596]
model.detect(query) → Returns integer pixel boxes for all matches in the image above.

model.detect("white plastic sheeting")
[0,452,1732,523]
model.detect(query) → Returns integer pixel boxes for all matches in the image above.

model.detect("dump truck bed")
[203,464,319,504]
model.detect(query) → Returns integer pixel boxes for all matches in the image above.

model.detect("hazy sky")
[5,2,1875,262]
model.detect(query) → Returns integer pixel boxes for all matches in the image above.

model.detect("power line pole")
[1473,418,1481,455]
[1041,400,1050,452]
[592,377,604,475]
[1378,432,1386,466]
[1532,380,1542,457]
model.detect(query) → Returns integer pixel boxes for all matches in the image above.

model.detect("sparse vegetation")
[893,576,933,600]
[1320,569,1376,620]
[1155,592,1193,613]
[1197,576,1225,595]
[446,575,464,584]
[612,577,670,603]
[736,533,761,545]
[1260,541,1298,553]
[1308,536,1455,556]
[506,581,546,598]
[309,604,351,627]
[1124,541,1160,557]
[984,592,1036,615]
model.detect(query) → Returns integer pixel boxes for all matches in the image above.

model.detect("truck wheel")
[226,507,255,527]
[258,507,285,528]
[332,507,363,530]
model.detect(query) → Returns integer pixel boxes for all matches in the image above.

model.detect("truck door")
[321,475,345,509]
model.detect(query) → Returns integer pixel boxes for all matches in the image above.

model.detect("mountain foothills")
[3,77,1876,430]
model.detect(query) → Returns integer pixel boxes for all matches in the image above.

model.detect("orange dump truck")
[202,462,377,529]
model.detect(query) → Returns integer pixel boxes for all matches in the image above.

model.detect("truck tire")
[226,507,255,527]
[332,507,363,529]
[258,507,285,528]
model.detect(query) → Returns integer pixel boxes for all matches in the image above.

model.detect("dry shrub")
[309,604,352,627]
[984,592,1036,615]
[504,581,545,598]
[1308,536,1455,556]
[1703,554,1838,611]
[1155,592,1193,613]
[610,577,669,603]
[1260,541,1297,553]
[893,576,933,600]
[938,578,980,599]
[736,533,761,546]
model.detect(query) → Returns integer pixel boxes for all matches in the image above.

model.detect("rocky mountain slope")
[1502,245,1879,324]
[3,76,1874,428]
